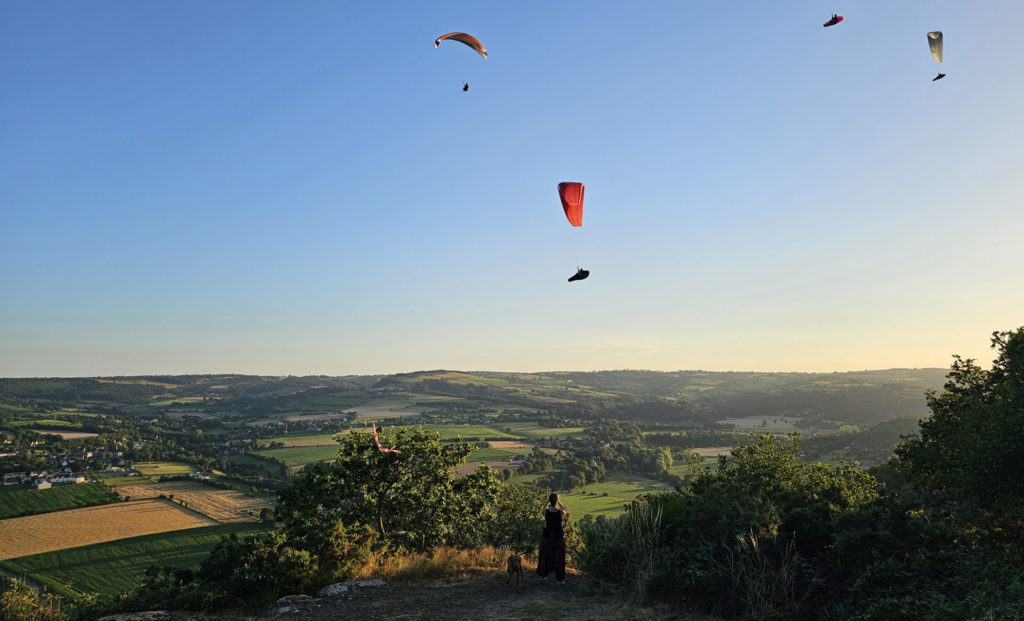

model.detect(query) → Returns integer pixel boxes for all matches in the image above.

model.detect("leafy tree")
[896,327,1024,550]
[276,426,540,552]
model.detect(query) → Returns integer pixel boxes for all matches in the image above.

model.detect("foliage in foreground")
[108,427,547,614]
[0,579,65,621]
[578,327,1024,619]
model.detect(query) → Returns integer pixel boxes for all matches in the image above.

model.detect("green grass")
[467,447,517,461]
[0,523,271,600]
[515,426,585,439]
[0,483,120,519]
[132,462,196,477]
[418,424,522,441]
[563,474,673,518]
[7,419,84,429]
[96,474,154,487]
[226,454,286,477]
[256,445,339,467]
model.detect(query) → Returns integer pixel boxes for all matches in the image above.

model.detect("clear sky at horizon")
[2,1,1022,377]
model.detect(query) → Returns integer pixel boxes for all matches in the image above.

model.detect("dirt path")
[263,570,692,621]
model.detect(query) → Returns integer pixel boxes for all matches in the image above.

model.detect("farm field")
[257,444,339,467]
[96,473,154,487]
[112,481,272,522]
[456,460,519,476]
[721,416,823,432]
[277,431,344,447]
[0,483,119,519]
[132,461,197,477]
[7,419,83,429]
[0,522,271,600]
[225,454,286,478]
[348,404,422,420]
[0,499,217,560]
[419,424,521,441]
[563,474,673,518]
[467,447,518,462]
[27,429,98,440]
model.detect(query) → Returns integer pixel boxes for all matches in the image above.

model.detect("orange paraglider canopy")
[558,182,584,227]
[434,32,488,58]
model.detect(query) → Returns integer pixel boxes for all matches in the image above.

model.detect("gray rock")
[317,583,351,597]
[356,579,386,588]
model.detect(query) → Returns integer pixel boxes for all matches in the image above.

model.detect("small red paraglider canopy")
[558,182,584,227]
[823,15,843,27]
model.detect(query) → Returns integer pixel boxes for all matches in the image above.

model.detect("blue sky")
[2,1,1022,377]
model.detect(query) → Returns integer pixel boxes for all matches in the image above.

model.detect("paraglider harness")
[568,268,589,282]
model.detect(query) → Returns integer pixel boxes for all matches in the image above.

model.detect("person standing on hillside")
[536,492,568,584]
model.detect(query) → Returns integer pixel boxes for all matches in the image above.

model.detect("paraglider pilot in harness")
[568,268,589,282]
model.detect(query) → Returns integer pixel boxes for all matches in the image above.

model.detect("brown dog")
[506,553,523,591]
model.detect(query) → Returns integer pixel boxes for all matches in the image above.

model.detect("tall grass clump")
[578,498,667,604]
[1,579,64,621]
[578,434,882,618]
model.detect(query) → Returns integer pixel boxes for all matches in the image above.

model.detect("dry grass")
[486,441,532,451]
[0,499,217,560]
[690,447,733,458]
[359,546,526,583]
[112,481,271,522]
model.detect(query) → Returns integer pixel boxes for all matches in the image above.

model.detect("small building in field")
[33,479,52,490]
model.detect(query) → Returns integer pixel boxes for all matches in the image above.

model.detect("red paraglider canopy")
[558,182,584,227]
[823,15,843,27]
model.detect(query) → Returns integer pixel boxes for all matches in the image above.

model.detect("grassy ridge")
[0,483,120,519]
[0,522,271,600]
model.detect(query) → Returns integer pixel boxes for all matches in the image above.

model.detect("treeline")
[579,328,1024,619]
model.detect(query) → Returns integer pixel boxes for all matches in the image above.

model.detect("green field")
[0,483,120,519]
[286,394,365,410]
[132,462,197,477]
[0,522,271,600]
[418,424,521,441]
[467,447,518,461]
[514,426,586,439]
[226,454,286,477]
[96,473,155,487]
[6,418,84,429]
[256,445,339,467]
[563,474,673,518]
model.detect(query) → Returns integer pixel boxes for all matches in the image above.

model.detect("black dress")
[536,508,566,581]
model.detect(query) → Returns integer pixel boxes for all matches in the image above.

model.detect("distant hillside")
[0,368,947,428]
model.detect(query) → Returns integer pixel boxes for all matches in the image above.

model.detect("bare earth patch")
[0,499,216,560]
[113,482,272,522]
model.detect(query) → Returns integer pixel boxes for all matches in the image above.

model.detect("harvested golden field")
[486,440,532,452]
[0,499,217,560]
[113,481,272,522]
[28,430,99,440]
[691,446,733,458]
